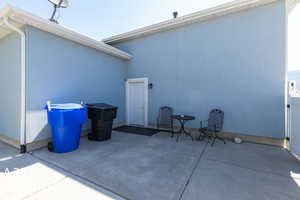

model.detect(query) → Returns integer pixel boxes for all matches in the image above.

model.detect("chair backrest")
[157,106,173,128]
[208,109,224,132]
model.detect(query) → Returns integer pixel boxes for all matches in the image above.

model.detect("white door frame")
[126,78,148,127]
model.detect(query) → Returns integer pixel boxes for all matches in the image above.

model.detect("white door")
[126,78,148,126]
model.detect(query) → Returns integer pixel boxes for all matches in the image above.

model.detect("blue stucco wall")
[0,33,21,141]
[25,26,127,142]
[115,2,287,138]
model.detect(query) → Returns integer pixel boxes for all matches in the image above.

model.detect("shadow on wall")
[26,109,50,143]
[26,109,92,144]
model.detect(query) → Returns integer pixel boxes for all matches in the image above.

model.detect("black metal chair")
[198,109,226,146]
[156,106,173,135]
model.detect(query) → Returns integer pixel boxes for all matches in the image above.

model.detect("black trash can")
[87,103,118,141]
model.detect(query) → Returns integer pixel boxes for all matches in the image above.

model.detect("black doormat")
[113,125,159,136]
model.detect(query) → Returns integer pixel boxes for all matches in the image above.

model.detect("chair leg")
[171,121,174,138]
[197,130,204,141]
[210,133,226,146]
[176,132,180,142]
[198,130,210,142]
[217,135,226,144]
[189,133,194,141]
[211,137,216,146]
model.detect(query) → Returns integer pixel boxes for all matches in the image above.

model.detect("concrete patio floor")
[1,131,300,200]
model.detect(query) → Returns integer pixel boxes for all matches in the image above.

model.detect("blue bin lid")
[46,103,87,127]
[46,103,85,111]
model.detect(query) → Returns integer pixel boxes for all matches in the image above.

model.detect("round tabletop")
[171,115,195,121]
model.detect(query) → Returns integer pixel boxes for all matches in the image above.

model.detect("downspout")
[2,17,27,153]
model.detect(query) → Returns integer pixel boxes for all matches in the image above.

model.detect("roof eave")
[286,0,300,14]
[103,0,281,44]
[0,4,13,19]
[0,5,132,60]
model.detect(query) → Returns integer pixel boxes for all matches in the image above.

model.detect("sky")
[0,0,234,39]
[0,0,299,70]
[288,5,300,71]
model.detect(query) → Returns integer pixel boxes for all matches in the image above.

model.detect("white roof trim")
[286,0,300,13]
[103,0,281,44]
[0,5,132,60]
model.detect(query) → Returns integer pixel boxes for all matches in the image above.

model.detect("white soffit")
[0,5,132,60]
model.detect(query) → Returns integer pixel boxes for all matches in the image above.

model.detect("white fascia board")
[103,0,281,44]
[0,5,132,60]
[286,0,300,14]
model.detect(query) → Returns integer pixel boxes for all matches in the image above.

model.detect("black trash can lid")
[86,103,118,110]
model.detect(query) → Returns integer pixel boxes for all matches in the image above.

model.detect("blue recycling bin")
[46,103,87,153]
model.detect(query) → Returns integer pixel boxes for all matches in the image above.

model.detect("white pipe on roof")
[2,16,26,152]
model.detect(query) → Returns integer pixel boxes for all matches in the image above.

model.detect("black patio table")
[171,115,195,142]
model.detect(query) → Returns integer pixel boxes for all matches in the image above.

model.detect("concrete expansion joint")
[21,176,67,200]
[178,141,209,200]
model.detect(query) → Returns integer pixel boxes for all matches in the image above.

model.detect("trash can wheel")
[45,103,87,153]
[48,142,53,152]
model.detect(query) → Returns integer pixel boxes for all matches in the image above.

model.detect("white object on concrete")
[234,137,243,144]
